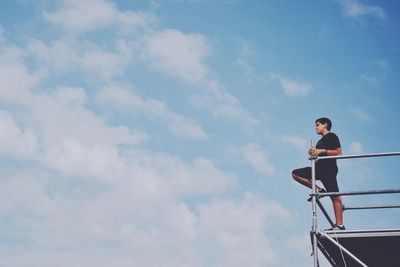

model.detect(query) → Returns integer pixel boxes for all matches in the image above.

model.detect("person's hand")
[308,148,322,157]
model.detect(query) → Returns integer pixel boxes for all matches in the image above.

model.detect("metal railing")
[309,151,400,267]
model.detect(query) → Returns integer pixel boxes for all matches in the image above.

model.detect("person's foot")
[325,224,346,231]
[307,188,326,202]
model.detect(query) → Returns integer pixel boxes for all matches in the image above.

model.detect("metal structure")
[309,152,400,267]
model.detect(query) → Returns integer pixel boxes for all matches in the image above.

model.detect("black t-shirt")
[316,132,341,172]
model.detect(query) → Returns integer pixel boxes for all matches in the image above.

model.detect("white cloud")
[194,80,258,125]
[40,1,257,129]
[34,87,147,147]
[0,24,4,43]
[270,73,312,96]
[354,108,370,122]
[239,43,256,59]
[336,0,386,20]
[3,186,291,267]
[0,75,237,267]
[0,3,293,266]
[360,73,378,85]
[0,172,202,267]
[0,51,148,181]
[0,45,47,103]
[281,233,313,266]
[281,135,307,151]
[373,59,389,68]
[31,1,158,81]
[284,233,309,253]
[144,29,210,84]
[131,152,237,196]
[212,102,258,125]
[0,111,39,158]
[43,0,154,33]
[80,49,128,79]
[27,38,131,81]
[348,141,364,154]
[236,59,257,82]
[5,87,145,180]
[0,1,236,193]
[236,44,259,83]
[44,0,116,32]
[43,1,254,127]
[197,193,291,267]
[97,84,207,139]
[0,172,54,215]
[143,29,257,126]
[230,143,276,176]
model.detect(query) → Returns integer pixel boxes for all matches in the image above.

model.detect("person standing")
[292,117,345,230]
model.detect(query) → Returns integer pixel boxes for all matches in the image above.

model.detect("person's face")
[315,122,327,135]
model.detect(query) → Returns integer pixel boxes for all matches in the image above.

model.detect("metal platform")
[307,151,400,267]
[316,229,400,267]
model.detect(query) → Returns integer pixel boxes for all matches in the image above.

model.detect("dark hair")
[315,117,332,130]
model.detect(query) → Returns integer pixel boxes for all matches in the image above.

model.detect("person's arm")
[309,147,342,157]
[325,147,342,156]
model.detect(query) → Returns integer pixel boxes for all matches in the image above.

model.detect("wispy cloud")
[27,38,131,81]
[281,135,307,151]
[0,24,4,43]
[269,73,312,96]
[373,59,389,68]
[43,0,154,33]
[236,58,257,83]
[97,84,208,140]
[144,29,257,125]
[229,143,276,176]
[0,61,237,267]
[354,108,370,122]
[0,3,246,265]
[0,45,47,103]
[0,111,39,158]
[39,1,258,128]
[144,29,210,85]
[203,80,258,125]
[235,44,259,83]
[360,73,378,86]
[198,192,291,266]
[348,141,364,154]
[335,0,386,21]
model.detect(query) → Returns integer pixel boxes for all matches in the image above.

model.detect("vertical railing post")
[311,156,319,266]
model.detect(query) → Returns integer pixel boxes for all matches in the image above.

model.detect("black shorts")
[292,166,339,192]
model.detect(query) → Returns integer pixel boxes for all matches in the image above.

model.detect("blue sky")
[1,0,400,266]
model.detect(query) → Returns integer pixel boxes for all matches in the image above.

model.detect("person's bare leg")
[292,172,322,191]
[332,196,343,226]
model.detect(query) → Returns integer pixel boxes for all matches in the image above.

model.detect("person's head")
[315,117,332,134]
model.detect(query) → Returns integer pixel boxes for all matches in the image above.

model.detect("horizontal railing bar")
[318,189,400,197]
[343,204,400,211]
[315,151,400,161]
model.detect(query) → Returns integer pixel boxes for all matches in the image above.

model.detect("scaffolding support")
[311,156,319,267]
[319,231,368,267]
[309,151,400,266]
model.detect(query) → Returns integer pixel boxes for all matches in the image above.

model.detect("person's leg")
[322,174,344,227]
[332,196,343,226]
[292,167,322,190]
